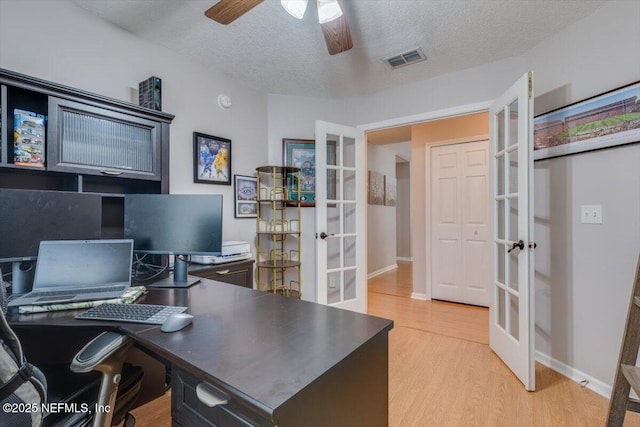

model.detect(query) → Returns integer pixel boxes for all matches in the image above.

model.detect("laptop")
[8,239,134,308]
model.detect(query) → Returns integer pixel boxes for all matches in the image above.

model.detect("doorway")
[365,112,489,302]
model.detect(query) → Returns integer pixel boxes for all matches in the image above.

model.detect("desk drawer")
[190,260,254,289]
[171,367,271,427]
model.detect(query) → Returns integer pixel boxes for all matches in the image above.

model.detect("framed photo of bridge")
[533,81,640,160]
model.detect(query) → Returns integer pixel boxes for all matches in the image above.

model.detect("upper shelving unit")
[0,68,174,238]
[0,68,174,195]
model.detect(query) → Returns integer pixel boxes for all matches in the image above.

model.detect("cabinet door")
[47,97,162,180]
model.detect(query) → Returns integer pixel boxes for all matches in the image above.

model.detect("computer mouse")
[161,313,194,333]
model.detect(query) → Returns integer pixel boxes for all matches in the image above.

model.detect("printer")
[191,241,252,265]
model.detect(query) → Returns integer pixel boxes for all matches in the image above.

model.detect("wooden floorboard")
[125,262,640,426]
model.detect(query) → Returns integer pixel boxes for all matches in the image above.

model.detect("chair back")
[0,266,47,427]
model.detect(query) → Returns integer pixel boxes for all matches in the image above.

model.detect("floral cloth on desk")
[18,286,147,314]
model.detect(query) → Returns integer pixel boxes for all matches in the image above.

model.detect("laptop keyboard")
[76,303,187,325]
[29,286,125,299]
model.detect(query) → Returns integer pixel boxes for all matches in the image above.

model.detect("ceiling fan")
[204,0,353,55]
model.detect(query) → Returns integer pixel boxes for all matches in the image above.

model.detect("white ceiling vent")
[383,47,427,69]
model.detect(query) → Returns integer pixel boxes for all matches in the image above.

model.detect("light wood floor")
[126,262,639,426]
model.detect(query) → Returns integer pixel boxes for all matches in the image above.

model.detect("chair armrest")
[71,332,132,373]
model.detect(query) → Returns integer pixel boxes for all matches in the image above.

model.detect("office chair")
[0,267,143,427]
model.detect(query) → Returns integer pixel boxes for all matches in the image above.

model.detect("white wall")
[396,161,411,260]
[523,1,640,393]
[367,144,399,275]
[0,0,268,259]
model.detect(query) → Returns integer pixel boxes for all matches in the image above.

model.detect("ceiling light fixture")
[317,0,343,24]
[281,0,309,19]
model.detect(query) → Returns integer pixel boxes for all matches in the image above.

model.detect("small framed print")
[234,174,257,218]
[194,132,231,185]
[368,171,384,205]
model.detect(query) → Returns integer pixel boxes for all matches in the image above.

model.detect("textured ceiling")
[71,0,605,98]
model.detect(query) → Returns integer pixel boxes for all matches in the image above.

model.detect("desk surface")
[9,279,393,420]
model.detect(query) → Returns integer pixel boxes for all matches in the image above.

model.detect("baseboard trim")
[396,257,412,262]
[367,264,398,279]
[410,292,428,301]
[535,350,611,398]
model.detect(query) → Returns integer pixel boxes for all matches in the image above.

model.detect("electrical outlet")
[581,205,603,224]
[329,276,336,288]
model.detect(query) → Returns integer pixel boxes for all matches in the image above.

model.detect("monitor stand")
[148,255,201,288]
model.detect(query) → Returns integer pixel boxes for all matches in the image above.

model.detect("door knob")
[318,232,335,240]
[507,240,525,253]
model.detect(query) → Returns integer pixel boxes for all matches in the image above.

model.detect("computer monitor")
[124,194,223,288]
[0,189,102,293]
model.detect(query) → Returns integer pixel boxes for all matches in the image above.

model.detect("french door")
[489,72,536,390]
[315,120,366,313]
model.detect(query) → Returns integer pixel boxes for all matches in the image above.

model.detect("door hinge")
[527,71,533,99]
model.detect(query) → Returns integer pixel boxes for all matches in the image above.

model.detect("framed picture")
[534,81,640,160]
[282,138,336,206]
[368,171,384,205]
[194,132,231,185]
[234,175,257,218]
[384,176,396,207]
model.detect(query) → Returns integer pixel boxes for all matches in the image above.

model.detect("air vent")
[383,47,427,69]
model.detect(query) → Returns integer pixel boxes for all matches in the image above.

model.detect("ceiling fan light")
[317,0,343,24]
[281,0,309,19]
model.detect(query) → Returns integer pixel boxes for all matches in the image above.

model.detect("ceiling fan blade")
[204,0,263,25]
[320,14,353,55]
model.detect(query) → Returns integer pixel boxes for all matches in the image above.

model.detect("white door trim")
[358,100,493,132]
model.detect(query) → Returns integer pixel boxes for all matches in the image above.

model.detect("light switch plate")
[581,205,603,224]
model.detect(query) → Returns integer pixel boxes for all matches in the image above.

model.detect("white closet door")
[431,140,490,307]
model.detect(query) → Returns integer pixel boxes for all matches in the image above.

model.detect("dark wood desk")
[8,279,393,427]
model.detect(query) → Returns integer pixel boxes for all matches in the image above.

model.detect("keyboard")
[76,303,187,325]
[28,286,125,298]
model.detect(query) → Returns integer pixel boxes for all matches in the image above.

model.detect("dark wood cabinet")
[0,68,174,238]
[47,97,165,181]
[0,69,173,189]
[189,259,254,289]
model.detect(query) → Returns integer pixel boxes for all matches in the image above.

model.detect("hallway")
[368,261,489,343]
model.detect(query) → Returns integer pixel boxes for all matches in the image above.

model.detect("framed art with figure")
[194,132,231,185]
[282,138,335,206]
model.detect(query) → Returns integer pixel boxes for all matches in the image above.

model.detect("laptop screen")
[33,240,133,290]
